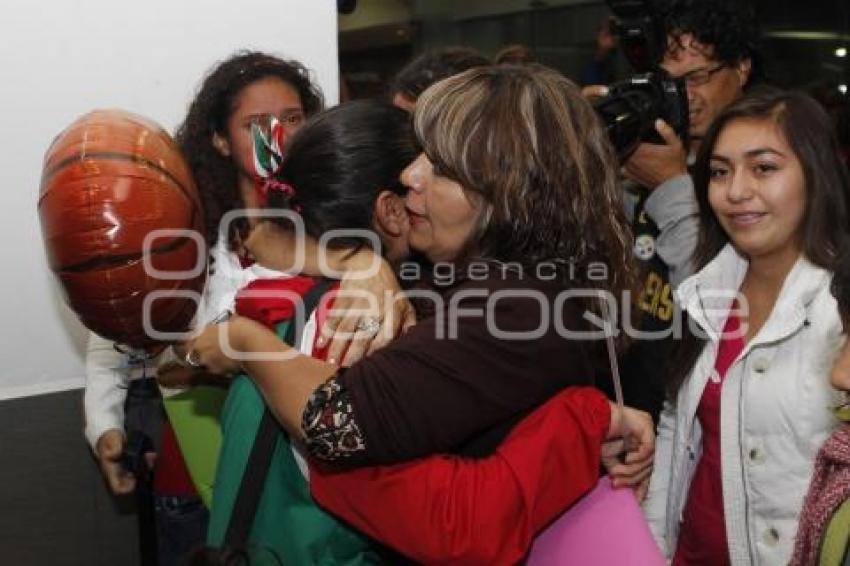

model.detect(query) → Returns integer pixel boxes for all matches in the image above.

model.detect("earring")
[212,133,230,156]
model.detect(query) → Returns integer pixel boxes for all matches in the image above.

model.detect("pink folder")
[527,476,666,565]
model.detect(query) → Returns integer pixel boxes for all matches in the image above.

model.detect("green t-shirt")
[206,322,385,565]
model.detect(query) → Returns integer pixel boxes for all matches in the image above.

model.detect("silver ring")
[184,350,202,368]
[355,317,381,336]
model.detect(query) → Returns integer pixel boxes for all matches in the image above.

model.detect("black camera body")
[595,71,689,159]
[606,0,666,73]
[594,0,690,160]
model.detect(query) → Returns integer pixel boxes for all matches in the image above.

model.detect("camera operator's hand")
[95,429,136,495]
[623,119,688,189]
[581,84,609,100]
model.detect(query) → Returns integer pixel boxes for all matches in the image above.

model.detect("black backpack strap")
[224,278,335,547]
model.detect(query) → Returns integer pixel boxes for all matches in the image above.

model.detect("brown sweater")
[305,273,604,465]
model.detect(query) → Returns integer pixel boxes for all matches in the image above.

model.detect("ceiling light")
[837,47,848,58]
[840,84,848,95]
[766,31,850,41]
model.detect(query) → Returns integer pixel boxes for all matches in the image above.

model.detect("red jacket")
[236,276,612,564]
[310,386,611,565]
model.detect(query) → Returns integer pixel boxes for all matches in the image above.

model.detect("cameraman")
[627,0,758,286]
[597,0,760,420]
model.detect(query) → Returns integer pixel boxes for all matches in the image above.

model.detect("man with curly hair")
[615,0,761,421]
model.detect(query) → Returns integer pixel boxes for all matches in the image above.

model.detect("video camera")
[593,0,690,160]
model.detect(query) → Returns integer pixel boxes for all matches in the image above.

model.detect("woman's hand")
[245,223,416,367]
[316,249,416,367]
[155,343,196,388]
[602,403,656,500]
[180,316,270,376]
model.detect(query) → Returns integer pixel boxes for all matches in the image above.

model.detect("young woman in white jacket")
[642,88,850,565]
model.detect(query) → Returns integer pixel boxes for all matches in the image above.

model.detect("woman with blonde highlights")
[410,63,633,299]
[188,64,653,563]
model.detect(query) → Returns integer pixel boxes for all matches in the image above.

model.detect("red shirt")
[309,387,611,565]
[233,275,613,563]
[674,306,744,566]
[153,420,197,496]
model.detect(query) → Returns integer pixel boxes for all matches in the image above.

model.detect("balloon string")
[599,298,632,456]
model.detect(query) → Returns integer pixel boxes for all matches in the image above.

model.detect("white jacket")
[642,244,844,565]
[83,236,285,449]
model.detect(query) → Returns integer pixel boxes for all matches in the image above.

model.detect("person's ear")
[212,131,231,157]
[373,191,406,237]
[735,58,752,89]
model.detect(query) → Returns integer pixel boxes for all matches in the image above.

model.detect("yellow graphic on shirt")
[637,272,674,321]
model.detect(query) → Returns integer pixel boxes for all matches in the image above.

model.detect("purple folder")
[527,476,666,565]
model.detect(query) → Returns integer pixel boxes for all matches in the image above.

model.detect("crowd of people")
[80,0,850,564]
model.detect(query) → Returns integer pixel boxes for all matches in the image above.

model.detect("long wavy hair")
[174,51,324,250]
[667,87,850,396]
[413,64,636,313]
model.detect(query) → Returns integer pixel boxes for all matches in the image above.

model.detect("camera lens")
[593,71,689,160]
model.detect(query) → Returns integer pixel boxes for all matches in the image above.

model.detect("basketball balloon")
[38,109,206,350]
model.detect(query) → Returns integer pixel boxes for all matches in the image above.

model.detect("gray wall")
[413,1,628,85]
[0,389,139,566]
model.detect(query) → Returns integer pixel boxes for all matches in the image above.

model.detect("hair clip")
[261,179,301,213]
[266,179,295,197]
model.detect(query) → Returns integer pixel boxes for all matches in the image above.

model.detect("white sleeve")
[644,174,699,288]
[195,240,242,326]
[195,240,275,326]
[642,398,677,558]
[83,332,131,450]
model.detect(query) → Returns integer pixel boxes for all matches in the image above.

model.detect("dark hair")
[390,47,490,102]
[667,87,850,394]
[414,64,635,310]
[657,0,762,84]
[267,99,418,251]
[836,243,850,335]
[494,44,536,65]
[174,51,324,249]
[694,88,850,274]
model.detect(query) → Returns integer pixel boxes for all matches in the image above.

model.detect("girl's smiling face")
[708,117,806,264]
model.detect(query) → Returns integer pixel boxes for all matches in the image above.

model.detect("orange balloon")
[39,109,206,349]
